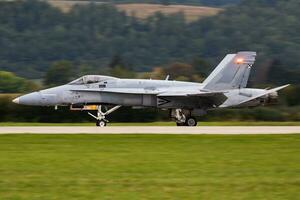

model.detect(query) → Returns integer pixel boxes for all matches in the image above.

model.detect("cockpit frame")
[68,75,117,85]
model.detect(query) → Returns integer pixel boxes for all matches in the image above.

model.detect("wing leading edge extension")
[70,88,160,95]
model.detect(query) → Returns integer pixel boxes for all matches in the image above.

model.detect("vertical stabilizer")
[203,51,256,91]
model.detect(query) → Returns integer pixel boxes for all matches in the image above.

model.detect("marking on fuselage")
[157,97,170,106]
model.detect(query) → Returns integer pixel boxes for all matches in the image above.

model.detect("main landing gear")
[88,105,121,127]
[171,109,198,127]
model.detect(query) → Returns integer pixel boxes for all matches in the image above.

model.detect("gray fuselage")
[15,76,267,109]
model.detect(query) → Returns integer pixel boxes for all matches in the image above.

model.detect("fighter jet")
[12,51,289,127]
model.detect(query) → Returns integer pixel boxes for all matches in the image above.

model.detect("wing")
[158,90,228,107]
[158,90,226,97]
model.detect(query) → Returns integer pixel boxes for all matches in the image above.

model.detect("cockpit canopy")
[68,75,117,85]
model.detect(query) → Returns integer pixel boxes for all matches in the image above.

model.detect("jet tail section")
[203,51,256,91]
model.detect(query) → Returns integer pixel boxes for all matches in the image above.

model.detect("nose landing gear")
[88,105,121,127]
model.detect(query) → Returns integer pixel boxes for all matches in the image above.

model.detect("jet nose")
[12,97,20,104]
[13,92,42,106]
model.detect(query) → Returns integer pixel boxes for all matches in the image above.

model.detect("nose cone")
[12,97,20,104]
[13,92,42,106]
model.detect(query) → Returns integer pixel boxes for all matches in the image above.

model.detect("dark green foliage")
[0,0,194,78]
[164,62,200,81]
[191,57,212,77]
[0,0,299,86]
[44,60,73,86]
[108,54,135,77]
[190,0,300,79]
[0,0,66,78]
[0,71,38,93]
[109,55,127,69]
[265,59,300,85]
[283,85,300,106]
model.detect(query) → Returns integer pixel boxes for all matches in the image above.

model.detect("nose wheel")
[96,120,107,127]
[88,105,121,127]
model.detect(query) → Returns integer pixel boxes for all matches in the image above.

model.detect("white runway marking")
[0,126,299,134]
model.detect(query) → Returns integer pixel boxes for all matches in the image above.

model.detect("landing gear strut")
[171,109,198,127]
[88,105,121,127]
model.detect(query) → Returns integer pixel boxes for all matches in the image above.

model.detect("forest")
[0,0,299,84]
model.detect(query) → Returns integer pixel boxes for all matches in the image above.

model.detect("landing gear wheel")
[96,120,107,127]
[186,117,197,126]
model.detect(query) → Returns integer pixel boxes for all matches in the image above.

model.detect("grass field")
[0,134,299,199]
[0,121,300,126]
[47,1,222,22]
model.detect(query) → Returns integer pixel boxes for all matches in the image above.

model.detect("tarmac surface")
[0,126,300,134]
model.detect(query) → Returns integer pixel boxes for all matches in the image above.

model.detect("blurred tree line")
[0,0,299,87]
[0,71,38,93]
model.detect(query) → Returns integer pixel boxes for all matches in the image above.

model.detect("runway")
[0,126,300,134]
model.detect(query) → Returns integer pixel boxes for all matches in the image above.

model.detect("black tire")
[186,117,197,126]
[96,120,106,127]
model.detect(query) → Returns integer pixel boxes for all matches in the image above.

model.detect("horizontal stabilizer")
[237,84,290,106]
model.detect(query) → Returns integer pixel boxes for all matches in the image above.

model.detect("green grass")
[0,134,300,199]
[0,121,300,126]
